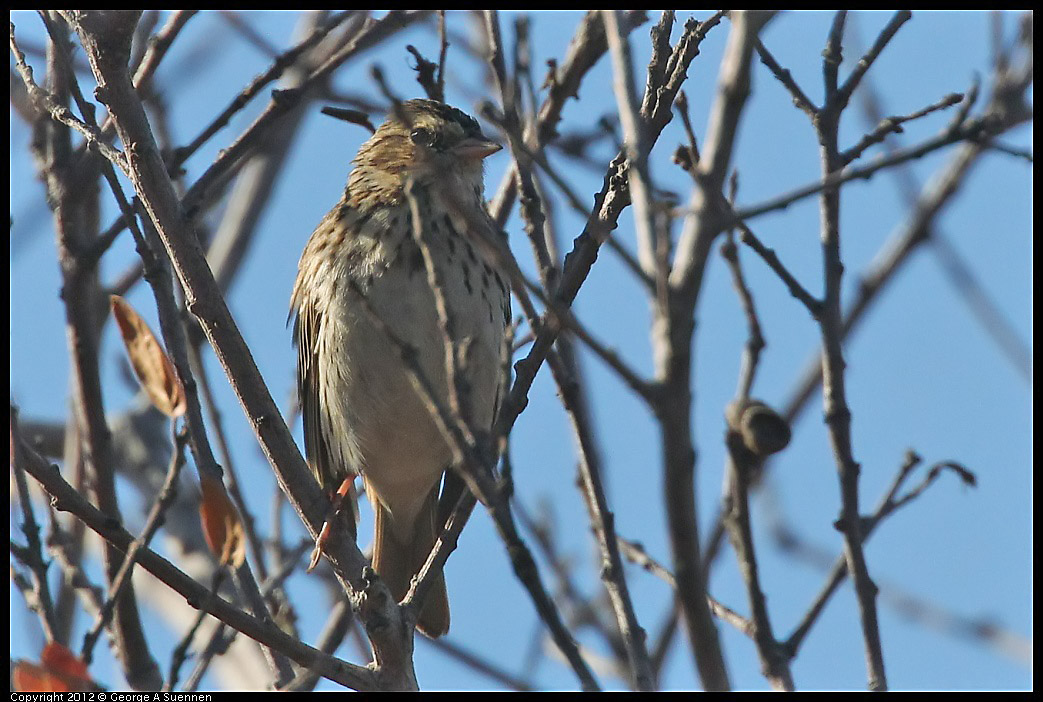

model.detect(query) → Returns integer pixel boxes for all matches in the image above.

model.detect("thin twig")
[754,37,818,117]
[489,10,650,226]
[131,10,198,95]
[179,11,428,220]
[616,537,756,641]
[165,569,226,692]
[721,432,794,690]
[435,10,448,100]
[831,11,912,112]
[82,424,189,663]
[172,10,361,172]
[814,12,891,688]
[719,236,765,404]
[840,91,963,166]
[10,22,128,169]
[784,452,977,657]
[10,409,61,643]
[16,431,378,691]
[604,9,659,278]
[423,637,535,692]
[726,101,1032,223]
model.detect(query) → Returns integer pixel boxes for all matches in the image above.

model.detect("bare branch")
[655,12,774,692]
[784,452,978,657]
[831,10,912,111]
[10,409,61,643]
[81,424,188,662]
[754,37,818,117]
[15,430,378,691]
[840,91,963,166]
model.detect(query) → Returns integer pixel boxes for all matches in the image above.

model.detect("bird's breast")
[317,200,509,516]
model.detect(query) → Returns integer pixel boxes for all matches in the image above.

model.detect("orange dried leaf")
[41,641,91,681]
[199,474,246,567]
[110,295,186,418]
[12,661,53,692]
[13,642,94,692]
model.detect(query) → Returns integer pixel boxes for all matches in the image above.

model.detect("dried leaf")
[110,296,186,418]
[41,641,91,681]
[12,662,55,693]
[12,642,94,692]
[199,474,246,567]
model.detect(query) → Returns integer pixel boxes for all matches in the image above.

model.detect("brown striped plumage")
[291,100,508,637]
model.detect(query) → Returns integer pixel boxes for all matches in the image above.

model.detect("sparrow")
[291,98,510,637]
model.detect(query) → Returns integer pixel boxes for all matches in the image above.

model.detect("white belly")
[320,221,507,538]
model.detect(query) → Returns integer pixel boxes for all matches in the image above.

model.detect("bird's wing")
[291,209,358,519]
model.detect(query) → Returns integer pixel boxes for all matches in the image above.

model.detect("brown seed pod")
[726,398,791,458]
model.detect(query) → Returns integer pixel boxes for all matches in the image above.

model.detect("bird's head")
[353,99,501,194]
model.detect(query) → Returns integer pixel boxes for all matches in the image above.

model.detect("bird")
[290,99,510,637]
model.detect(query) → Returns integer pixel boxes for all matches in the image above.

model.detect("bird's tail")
[370,484,450,638]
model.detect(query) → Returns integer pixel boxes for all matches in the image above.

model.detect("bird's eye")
[410,128,435,147]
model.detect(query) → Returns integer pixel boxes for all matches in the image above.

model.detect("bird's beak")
[452,136,502,160]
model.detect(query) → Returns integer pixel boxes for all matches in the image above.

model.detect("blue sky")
[10,10,1031,691]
